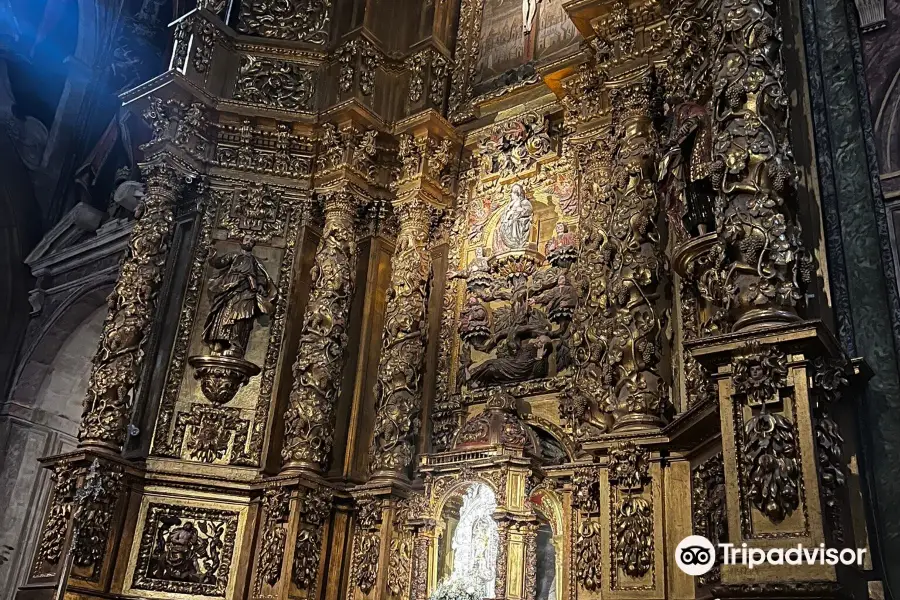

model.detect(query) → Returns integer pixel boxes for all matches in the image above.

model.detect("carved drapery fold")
[79,161,184,450]
[282,191,359,472]
[369,201,435,479]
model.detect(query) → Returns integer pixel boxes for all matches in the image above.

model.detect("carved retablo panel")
[474,0,580,93]
[453,131,577,402]
[127,501,243,597]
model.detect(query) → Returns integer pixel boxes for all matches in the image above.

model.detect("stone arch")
[875,66,900,172]
[0,126,42,401]
[0,284,110,599]
[8,282,113,411]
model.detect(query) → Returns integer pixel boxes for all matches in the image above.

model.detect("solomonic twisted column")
[368,200,434,481]
[707,0,812,330]
[282,190,359,473]
[568,72,668,434]
[79,161,184,450]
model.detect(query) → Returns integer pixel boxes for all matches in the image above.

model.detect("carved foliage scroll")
[692,453,726,585]
[256,488,290,591]
[351,496,383,594]
[609,443,653,581]
[238,0,331,44]
[234,55,316,111]
[732,344,801,525]
[292,487,333,592]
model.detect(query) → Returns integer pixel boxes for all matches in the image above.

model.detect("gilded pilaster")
[282,190,361,473]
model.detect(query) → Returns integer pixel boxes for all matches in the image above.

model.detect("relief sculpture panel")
[453,140,578,400]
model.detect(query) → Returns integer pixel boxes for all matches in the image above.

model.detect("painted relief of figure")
[449,246,493,293]
[544,222,577,267]
[203,236,277,357]
[493,183,534,254]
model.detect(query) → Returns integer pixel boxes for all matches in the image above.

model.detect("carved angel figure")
[203,236,277,357]
[492,184,534,254]
[449,246,493,292]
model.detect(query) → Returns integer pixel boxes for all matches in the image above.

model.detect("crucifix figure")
[522,0,540,35]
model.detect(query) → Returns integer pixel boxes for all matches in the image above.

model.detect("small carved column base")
[346,485,422,600]
[688,321,868,594]
[20,450,127,600]
[249,477,335,600]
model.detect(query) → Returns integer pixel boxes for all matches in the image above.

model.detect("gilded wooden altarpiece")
[16,1,883,600]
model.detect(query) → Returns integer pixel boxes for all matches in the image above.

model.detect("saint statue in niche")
[493,183,534,254]
[203,236,277,358]
[430,484,499,600]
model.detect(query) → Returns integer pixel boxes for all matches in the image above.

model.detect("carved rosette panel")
[370,202,435,477]
[282,192,358,471]
[292,487,334,593]
[707,0,812,330]
[79,162,184,450]
[255,488,290,592]
[238,0,331,44]
[234,55,316,111]
[692,453,726,585]
[132,504,239,596]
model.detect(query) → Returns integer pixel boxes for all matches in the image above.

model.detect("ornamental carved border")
[237,0,331,44]
[152,184,304,466]
[131,503,240,596]
[233,55,317,111]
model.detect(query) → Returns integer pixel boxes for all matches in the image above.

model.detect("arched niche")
[432,482,501,600]
[529,486,566,600]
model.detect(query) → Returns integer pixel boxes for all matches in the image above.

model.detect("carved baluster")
[79,161,184,451]
[369,200,435,481]
[282,191,359,473]
[707,0,812,330]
